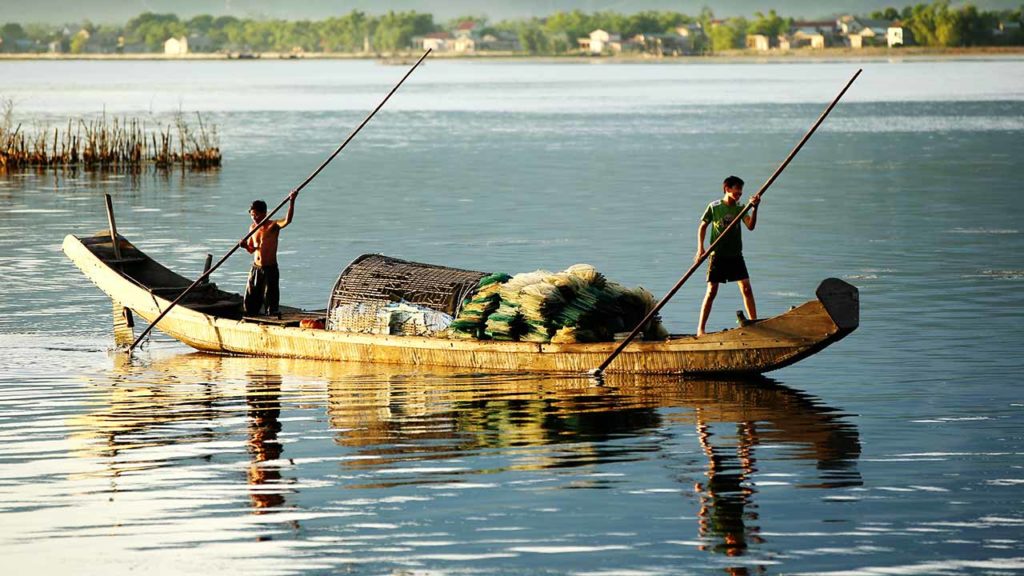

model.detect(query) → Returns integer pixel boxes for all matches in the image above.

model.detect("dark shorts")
[244,264,280,316]
[707,254,749,284]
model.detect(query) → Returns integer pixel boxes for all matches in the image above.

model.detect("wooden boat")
[63,231,858,375]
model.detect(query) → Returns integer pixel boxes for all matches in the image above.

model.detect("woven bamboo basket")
[327,254,487,331]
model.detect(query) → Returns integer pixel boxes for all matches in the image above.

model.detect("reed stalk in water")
[0,100,221,171]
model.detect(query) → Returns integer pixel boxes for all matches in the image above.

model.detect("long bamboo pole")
[128,48,432,353]
[591,68,862,376]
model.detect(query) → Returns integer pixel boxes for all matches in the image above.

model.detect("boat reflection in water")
[75,352,860,568]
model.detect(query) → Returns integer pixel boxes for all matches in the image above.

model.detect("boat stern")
[816,278,859,333]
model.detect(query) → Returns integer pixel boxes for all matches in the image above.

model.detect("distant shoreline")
[2,46,1023,63]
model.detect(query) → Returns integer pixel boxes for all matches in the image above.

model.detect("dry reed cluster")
[0,100,221,171]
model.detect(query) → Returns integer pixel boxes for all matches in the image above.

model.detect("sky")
[1,0,1021,25]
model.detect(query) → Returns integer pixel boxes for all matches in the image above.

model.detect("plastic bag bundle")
[450,274,509,337]
[644,314,670,340]
[456,284,502,321]
[499,270,552,301]
[453,297,496,324]
[620,285,669,341]
[550,326,577,344]
[553,283,602,328]
[520,320,552,343]
[447,263,668,344]
[545,271,587,299]
[484,302,528,341]
[330,301,451,336]
[328,302,391,334]
[551,325,601,343]
[478,272,512,288]
[517,281,566,323]
[565,264,606,288]
[386,302,453,336]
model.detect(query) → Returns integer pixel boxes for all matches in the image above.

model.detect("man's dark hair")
[723,175,744,189]
[250,200,267,213]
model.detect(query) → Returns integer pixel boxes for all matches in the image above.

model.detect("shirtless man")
[242,191,297,317]
[695,176,759,337]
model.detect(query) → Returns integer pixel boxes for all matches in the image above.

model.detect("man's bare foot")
[696,330,706,338]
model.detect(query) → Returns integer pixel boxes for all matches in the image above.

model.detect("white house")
[453,36,476,53]
[746,34,773,51]
[674,23,705,53]
[793,29,826,49]
[164,36,188,56]
[451,21,479,52]
[791,21,834,49]
[839,17,892,48]
[420,32,450,52]
[587,29,622,54]
[886,26,906,47]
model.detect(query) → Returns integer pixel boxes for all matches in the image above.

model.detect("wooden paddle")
[591,68,862,376]
[128,49,432,353]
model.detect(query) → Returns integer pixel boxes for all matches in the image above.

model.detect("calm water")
[1,58,1023,574]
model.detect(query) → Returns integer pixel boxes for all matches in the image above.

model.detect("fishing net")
[327,255,668,343]
[330,301,453,336]
[565,263,606,288]
[448,263,669,343]
[484,302,528,341]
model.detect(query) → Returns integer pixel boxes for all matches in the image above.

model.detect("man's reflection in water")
[695,416,765,573]
[246,371,285,513]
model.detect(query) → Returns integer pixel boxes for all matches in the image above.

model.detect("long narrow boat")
[63,232,858,374]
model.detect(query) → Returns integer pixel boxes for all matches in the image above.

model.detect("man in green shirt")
[695,175,760,337]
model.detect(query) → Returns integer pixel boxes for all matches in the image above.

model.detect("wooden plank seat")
[148,283,221,298]
[103,256,149,266]
[242,310,325,327]
[187,299,243,316]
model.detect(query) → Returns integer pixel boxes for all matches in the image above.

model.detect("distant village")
[1,3,1022,58]
[427,17,917,57]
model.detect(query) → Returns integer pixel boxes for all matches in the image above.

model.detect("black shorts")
[707,254,749,284]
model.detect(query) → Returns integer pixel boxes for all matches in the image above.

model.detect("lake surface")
[1,58,1023,575]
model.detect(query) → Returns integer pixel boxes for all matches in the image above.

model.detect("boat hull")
[63,234,858,375]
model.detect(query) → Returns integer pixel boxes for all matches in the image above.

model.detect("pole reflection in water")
[72,352,860,571]
[70,354,219,481]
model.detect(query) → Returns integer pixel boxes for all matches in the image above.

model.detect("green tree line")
[0,10,437,54]
[703,1,1022,51]
[870,1,1022,46]
[1,2,1021,55]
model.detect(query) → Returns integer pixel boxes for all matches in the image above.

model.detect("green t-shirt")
[701,200,749,257]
